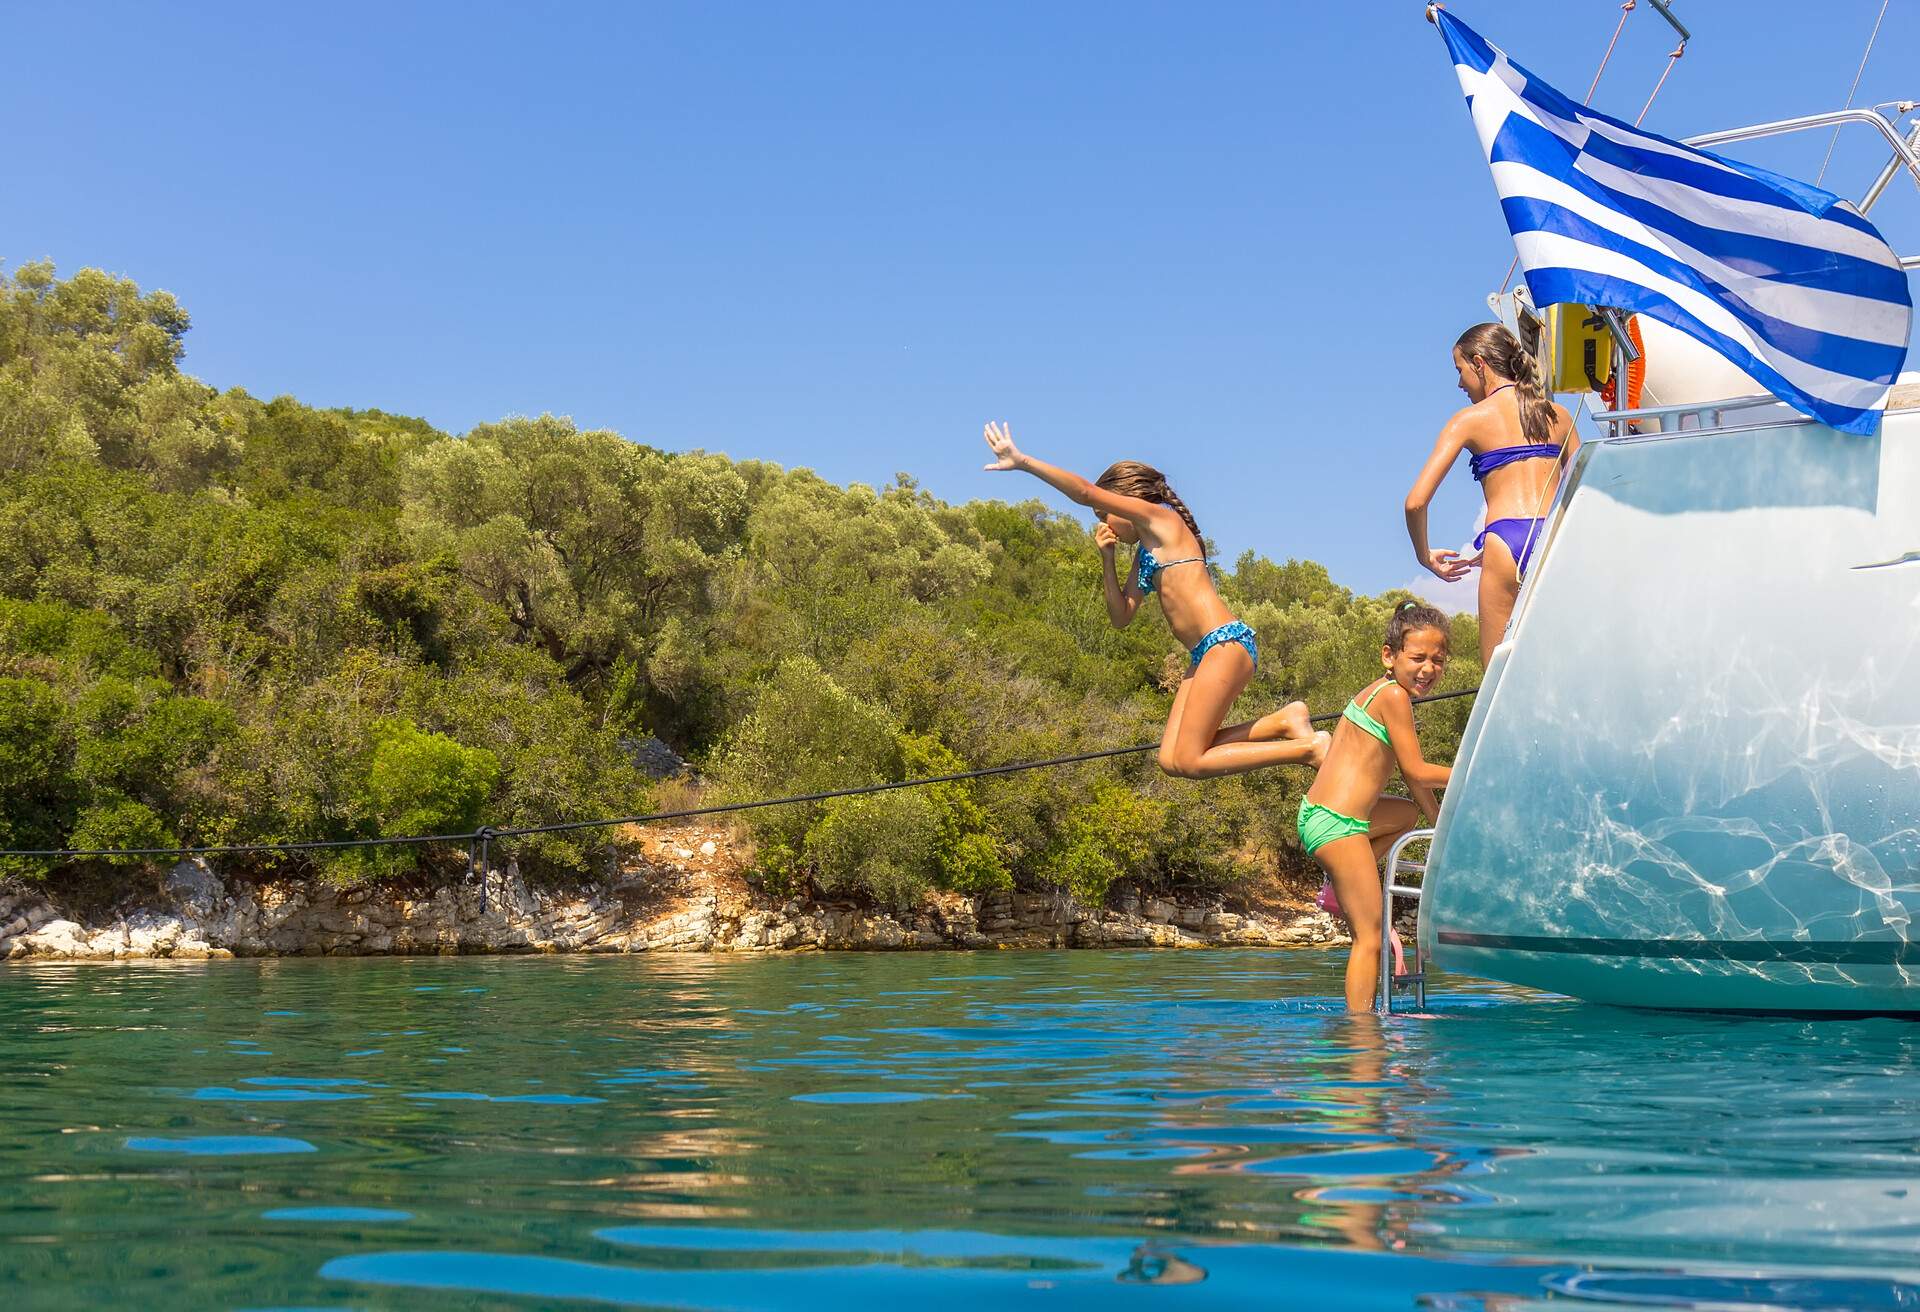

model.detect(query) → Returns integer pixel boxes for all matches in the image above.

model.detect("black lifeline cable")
[0,688,1481,865]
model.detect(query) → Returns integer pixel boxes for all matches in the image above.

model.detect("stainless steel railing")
[1682,106,1920,220]
[1586,104,1920,439]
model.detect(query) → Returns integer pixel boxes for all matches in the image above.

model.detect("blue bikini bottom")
[1189,620,1257,669]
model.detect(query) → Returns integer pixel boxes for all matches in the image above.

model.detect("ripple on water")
[125,1135,316,1156]
[596,1225,1123,1262]
[1074,1145,1213,1162]
[317,1237,1666,1309]
[790,1091,973,1105]
[1239,1147,1447,1178]
[402,1091,604,1105]
[1545,1271,1920,1311]
[189,1086,366,1103]
[262,1206,412,1222]
[242,1077,370,1088]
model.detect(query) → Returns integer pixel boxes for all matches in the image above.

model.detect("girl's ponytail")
[1503,337,1554,445]
[1096,460,1206,557]
[1455,322,1554,445]
[1157,486,1205,557]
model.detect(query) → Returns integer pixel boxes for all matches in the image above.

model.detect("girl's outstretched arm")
[1405,410,1476,583]
[1373,682,1452,793]
[982,422,1163,525]
[1095,522,1141,628]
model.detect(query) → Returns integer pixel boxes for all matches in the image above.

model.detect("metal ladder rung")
[1378,828,1437,1015]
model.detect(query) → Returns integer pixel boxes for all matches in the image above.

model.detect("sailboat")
[1393,11,1920,1013]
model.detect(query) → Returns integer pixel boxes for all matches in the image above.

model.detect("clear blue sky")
[7,1,1915,597]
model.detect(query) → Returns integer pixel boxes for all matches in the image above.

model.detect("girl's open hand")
[1425,549,1472,583]
[1093,522,1119,554]
[982,421,1023,472]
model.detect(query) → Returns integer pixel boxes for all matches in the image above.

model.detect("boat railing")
[1588,103,1920,441]
[1377,828,1433,1014]
[1681,107,1920,224]
[1598,393,1801,439]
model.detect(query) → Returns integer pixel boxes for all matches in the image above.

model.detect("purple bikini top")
[1469,443,1563,482]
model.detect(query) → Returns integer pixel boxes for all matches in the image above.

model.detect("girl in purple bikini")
[1403,323,1579,668]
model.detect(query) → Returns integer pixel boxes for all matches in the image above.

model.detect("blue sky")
[7,1,1915,598]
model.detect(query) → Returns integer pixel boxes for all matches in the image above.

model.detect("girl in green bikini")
[1301,602,1454,1011]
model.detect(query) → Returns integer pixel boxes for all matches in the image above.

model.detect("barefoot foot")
[1276,700,1313,742]
[1247,700,1315,742]
[1309,730,1332,768]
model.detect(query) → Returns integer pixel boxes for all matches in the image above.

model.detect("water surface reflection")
[3,952,1919,1309]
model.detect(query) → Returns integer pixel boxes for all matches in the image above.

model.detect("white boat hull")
[1421,407,1920,1012]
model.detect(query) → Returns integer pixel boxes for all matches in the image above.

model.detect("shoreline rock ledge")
[0,824,1363,962]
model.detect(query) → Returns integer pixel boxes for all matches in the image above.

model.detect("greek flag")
[1435,9,1911,435]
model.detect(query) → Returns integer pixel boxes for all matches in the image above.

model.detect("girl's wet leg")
[1478,535,1520,668]
[1367,796,1421,863]
[1320,835,1384,1012]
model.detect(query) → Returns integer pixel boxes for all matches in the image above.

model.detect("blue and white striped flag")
[1435,9,1911,435]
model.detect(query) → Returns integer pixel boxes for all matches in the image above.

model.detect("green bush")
[804,791,939,907]
[715,656,901,882]
[69,795,174,864]
[0,677,75,878]
[900,733,1010,895]
[321,719,500,882]
[358,718,499,838]
[1039,780,1170,903]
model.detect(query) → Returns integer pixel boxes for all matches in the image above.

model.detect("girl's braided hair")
[1455,321,1554,445]
[1095,461,1204,555]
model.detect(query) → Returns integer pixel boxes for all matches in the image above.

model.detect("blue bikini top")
[1469,443,1563,482]
[1134,547,1205,594]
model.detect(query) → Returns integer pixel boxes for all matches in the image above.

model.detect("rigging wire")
[1586,1,1636,106]
[1633,40,1685,128]
[1815,0,1891,185]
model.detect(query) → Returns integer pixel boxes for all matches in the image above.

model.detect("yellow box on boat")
[1544,302,1614,394]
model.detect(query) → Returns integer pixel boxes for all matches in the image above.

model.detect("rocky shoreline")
[0,824,1360,962]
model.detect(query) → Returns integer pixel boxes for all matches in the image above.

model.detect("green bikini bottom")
[1297,796,1370,855]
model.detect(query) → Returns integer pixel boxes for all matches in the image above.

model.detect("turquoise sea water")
[5,951,1920,1310]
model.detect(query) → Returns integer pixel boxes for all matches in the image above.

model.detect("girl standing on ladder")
[1302,603,1455,1012]
[1404,323,1579,667]
[981,422,1327,778]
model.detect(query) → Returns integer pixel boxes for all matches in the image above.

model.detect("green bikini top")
[1342,680,1392,746]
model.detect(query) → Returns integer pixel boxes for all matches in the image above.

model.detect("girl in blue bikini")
[982,422,1326,778]
[1404,323,1579,667]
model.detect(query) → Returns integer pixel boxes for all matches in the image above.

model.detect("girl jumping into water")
[981,422,1325,778]
[1300,602,1454,1012]
[1405,323,1578,668]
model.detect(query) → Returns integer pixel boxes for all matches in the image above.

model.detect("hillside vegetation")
[0,263,1478,902]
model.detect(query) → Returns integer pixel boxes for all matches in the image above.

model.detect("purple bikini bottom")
[1475,517,1548,576]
